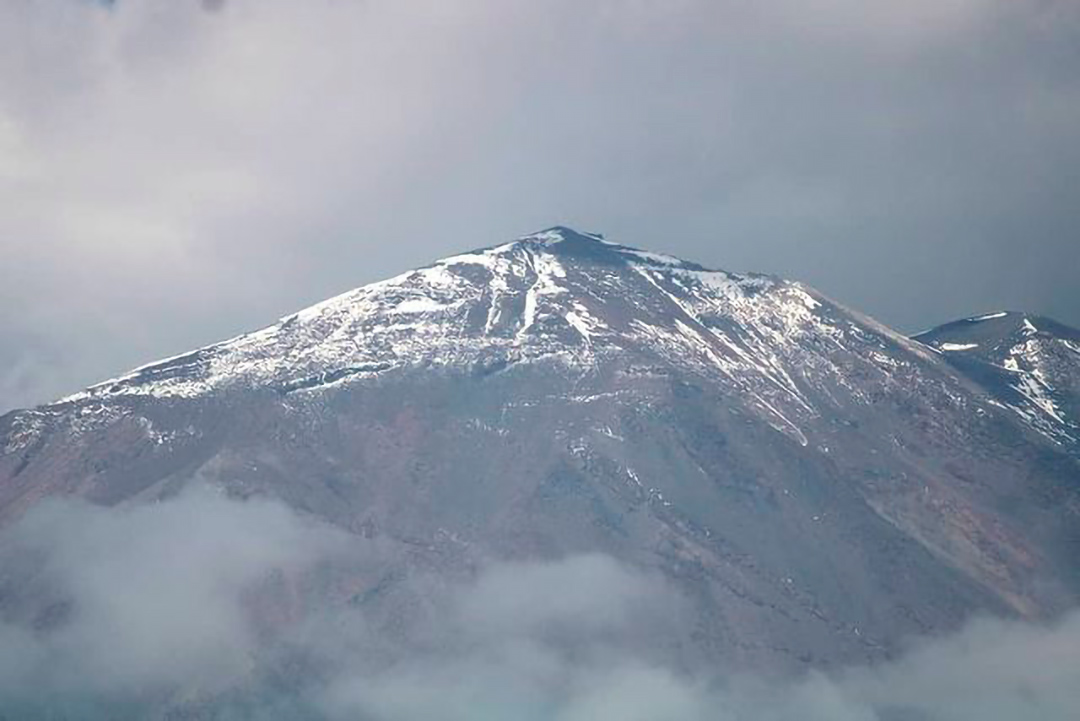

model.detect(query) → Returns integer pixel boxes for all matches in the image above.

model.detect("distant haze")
[2,0,1078,411]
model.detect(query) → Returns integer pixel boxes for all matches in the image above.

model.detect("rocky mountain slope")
[2,226,1079,679]
[915,311,1080,449]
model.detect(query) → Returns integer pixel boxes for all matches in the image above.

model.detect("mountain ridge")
[914,311,1080,447]
[48,226,780,404]
[13,226,1075,457]
[2,226,1079,683]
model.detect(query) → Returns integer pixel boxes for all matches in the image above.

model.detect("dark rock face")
[2,227,1079,674]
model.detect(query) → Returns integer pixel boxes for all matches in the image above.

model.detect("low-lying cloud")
[0,490,1078,720]
[0,487,344,711]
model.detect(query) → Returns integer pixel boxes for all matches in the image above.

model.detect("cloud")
[1,0,1078,412]
[0,488,1079,719]
[455,553,669,637]
[0,486,344,711]
[325,585,1080,721]
[836,613,1080,720]
[319,553,687,720]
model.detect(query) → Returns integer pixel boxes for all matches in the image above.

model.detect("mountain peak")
[518,226,607,244]
[52,228,823,412]
[8,230,1080,696]
[449,226,711,273]
[914,310,1080,445]
[914,311,1080,354]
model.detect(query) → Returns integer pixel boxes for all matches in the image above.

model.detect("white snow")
[939,343,979,352]
[436,248,502,269]
[517,252,567,340]
[1012,372,1065,424]
[970,311,1009,321]
[792,287,822,310]
[618,248,687,268]
[392,297,451,314]
[565,311,592,340]
[564,303,606,343]
[678,269,744,296]
[519,229,566,245]
[4,412,47,453]
[998,340,1073,441]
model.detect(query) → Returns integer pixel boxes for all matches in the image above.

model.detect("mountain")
[2,226,1080,679]
[915,311,1080,449]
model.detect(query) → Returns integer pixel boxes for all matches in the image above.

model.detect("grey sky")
[2,0,1078,412]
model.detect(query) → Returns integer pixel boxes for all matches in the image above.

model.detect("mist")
[0,489,1077,720]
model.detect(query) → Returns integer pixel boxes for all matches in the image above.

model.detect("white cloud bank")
[0,489,1077,719]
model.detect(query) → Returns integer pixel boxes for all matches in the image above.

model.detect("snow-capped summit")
[3,226,1080,681]
[916,312,1080,445]
[57,226,844,445]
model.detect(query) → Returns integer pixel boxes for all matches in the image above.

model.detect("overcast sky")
[2,0,1078,412]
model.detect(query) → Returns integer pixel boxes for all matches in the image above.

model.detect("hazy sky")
[2,0,1078,411]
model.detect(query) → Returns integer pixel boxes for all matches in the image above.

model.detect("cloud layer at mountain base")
[0,488,344,704]
[2,0,1079,411]
[0,490,1077,720]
